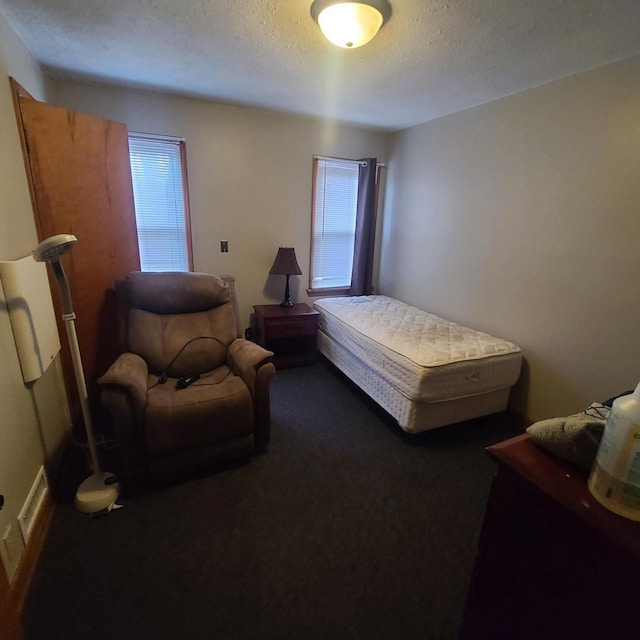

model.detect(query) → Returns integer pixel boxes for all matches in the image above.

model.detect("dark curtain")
[350,157,378,296]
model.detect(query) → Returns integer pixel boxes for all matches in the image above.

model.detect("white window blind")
[128,135,190,272]
[311,158,359,290]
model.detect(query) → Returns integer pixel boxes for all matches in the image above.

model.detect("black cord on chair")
[147,336,229,391]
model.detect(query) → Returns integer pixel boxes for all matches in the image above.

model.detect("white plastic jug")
[588,381,640,521]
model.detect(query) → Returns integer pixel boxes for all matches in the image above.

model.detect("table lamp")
[269,247,302,307]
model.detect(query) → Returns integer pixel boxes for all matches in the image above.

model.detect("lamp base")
[75,471,120,514]
[280,299,294,307]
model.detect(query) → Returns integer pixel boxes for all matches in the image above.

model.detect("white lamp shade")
[317,2,384,48]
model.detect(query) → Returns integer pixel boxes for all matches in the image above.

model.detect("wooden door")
[15,92,140,423]
[0,561,21,640]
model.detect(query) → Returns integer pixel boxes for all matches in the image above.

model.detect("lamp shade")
[269,247,302,276]
[33,233,77,263]
[311,0,392,49]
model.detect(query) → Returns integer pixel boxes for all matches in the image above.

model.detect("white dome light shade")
[311,1,392,49]
[319,3,382,48]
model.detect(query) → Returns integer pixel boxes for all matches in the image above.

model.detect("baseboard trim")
[10,488,54,616]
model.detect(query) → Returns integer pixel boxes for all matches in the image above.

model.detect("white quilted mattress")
[313,296,522,403]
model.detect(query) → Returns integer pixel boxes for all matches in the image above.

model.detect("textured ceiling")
[2,0,640,131]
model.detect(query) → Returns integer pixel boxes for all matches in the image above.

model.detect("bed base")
[318,330,512,433]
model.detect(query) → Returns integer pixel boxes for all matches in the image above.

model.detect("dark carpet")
[23,359,521,640]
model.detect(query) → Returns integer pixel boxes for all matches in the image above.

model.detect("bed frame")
[315,296,522,433]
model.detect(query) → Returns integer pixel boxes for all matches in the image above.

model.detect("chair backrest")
[117,272,243,376]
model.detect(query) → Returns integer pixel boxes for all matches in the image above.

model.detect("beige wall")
[382,55,640,422]
[0,9,70,580]
[48,79,391,326]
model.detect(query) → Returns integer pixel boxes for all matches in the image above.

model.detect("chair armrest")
[98,352,149,412]
[228,339,275,449]
[228,338,273,392]
[98,353,149,482]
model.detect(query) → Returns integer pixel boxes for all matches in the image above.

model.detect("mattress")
[313,296,522,404]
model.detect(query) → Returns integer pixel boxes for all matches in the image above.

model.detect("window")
[128,134,193,271]
[310,157,360,293]
[308,157,383,295]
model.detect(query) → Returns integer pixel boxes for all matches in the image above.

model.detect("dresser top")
[487,434,640,559]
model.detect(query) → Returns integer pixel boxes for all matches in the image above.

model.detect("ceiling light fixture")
[310,0,392,49]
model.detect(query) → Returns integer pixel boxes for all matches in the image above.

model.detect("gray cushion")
[128,306,236,376]
[118,271,238,376]
[144,371,253,457]
[122,271,231,314]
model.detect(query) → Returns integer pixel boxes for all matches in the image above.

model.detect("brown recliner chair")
[98,271,275,483]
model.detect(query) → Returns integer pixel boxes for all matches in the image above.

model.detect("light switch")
[221,241,228,253]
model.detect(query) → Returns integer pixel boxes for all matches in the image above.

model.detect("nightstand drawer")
[266,315,318,339]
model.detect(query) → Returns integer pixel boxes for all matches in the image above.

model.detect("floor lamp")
[34,234,120,514]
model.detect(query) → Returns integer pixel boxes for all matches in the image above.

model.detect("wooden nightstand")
[253,303,319,369]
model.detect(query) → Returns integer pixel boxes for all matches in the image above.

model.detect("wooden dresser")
[461,434,640,640]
